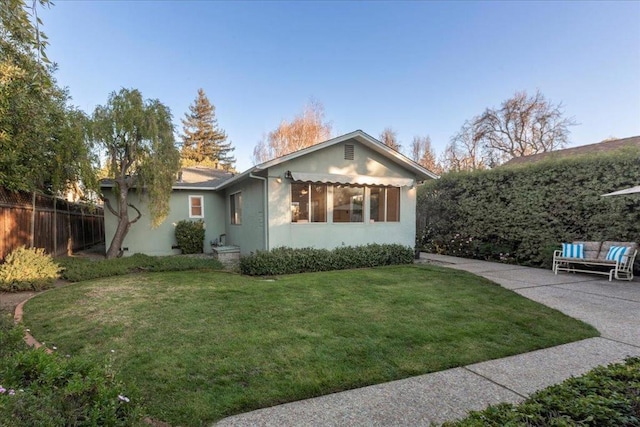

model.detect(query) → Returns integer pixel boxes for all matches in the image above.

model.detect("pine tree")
[180,89,235,169]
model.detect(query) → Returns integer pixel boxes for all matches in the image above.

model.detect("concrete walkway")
[216,254,640,426]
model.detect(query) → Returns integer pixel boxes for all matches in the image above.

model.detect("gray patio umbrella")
[602,185,640,196]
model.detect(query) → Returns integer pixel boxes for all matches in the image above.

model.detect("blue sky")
[40,1,640,171]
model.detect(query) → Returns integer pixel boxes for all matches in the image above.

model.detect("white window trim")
[189,195,204,218]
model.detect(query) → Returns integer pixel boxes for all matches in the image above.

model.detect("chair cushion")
[606,246,630,263]
[574,241,600,260]
[562,243,584,259]
[599,241,638,260]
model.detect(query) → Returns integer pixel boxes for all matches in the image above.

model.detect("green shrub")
[240,244,414,276]
[0,247,61,292]
[0,316,144,426]
[0,314,27,358]
[58,254,222,282]
[0,351,144,426]
[445,357,640,427]
[418,149,640,267]
[174,220,205,254]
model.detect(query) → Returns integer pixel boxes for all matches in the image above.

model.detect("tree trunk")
[106,185,131,259]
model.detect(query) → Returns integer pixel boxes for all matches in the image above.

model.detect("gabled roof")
[100,166,234,190]
[502,136,640,166]
[216,130,438,190]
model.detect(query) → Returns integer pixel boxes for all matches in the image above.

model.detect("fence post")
[30,191,36,248]
[67,202,72,255]
[52,197,56,255]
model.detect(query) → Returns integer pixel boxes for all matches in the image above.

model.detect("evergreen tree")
[180,89,235,170]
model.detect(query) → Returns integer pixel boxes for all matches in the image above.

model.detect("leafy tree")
[91,88,180,259]
[180,88,235,170]
[476,90,577,164]
[379,127,401,151]
[409,135,440,173]
[0,0,93,194]
[252,100,332,164]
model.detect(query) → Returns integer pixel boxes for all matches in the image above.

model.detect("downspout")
[249,173,269,251]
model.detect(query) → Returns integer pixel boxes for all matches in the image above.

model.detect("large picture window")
[370,187,400,222]
[189,195,203,218]
[333,185,364,223]
[291,183,327,223]
[230,192,242,225]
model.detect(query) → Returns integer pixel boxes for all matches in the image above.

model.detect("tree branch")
[127,203,142,224]
[100,193,120,217]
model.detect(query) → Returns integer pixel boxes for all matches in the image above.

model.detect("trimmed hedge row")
[445,357,640,427]
[58,253,223,282]
[239,244,414,276]
[418,149,640,267]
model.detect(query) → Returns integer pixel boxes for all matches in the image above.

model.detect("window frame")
[188,195,204,219]
[368,186,400,223]
[291,183,327,223]
[230,192,242,225]
[332,184,364,223]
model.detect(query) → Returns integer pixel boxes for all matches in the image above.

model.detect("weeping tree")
[91,88,180,258]
[1,0,94,194]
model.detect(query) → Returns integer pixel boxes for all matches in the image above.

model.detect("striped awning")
[289,172,414,187]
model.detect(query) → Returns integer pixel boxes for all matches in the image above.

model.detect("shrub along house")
[101,130,437,258]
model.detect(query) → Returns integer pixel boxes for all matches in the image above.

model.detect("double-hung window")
[189,195,204,218]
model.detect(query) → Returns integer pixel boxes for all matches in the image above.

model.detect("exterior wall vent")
[344,144,355,160]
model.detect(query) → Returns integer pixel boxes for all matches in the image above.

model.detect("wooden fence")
[0,188,104,260]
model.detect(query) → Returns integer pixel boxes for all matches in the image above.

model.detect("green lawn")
[23,265,598,426]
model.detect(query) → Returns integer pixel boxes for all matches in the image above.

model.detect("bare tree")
[379,127,401,151]
[475,90,577,164]
[440,120,487,172]
[409,135,440,173]
[252,100,332,164]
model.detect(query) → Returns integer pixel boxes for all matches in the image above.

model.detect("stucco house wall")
[103,189,226,256]
[223,178,266,255]
[264,140,418,250]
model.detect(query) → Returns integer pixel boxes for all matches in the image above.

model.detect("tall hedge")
[417,148,640,267]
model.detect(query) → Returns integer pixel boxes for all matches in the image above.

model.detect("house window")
[230,192,242,225]
[189,195,204,218]
[333,185,364,222]
[370,187,400,222]
[291,183,327,223]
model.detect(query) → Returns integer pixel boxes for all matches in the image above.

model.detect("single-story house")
[101,130,438,257]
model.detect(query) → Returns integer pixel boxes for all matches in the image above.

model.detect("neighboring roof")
[174,167,234,189]
[100,166,234,190]
[502,136,640,166]
[216,130,438,190]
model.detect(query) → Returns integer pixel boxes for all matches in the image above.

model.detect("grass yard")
[23,265,598,426]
